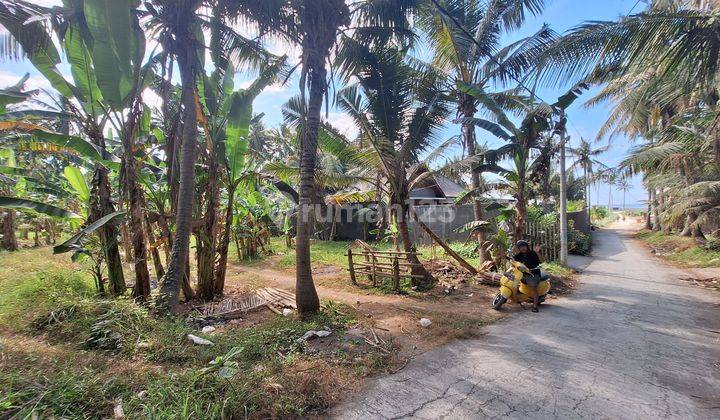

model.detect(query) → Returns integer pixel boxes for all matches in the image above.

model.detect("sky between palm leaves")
[0,0,647,208]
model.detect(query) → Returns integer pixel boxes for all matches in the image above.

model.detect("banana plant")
[198,58,285,297]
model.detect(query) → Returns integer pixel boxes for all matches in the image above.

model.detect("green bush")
[528,205,557,228]
[590,206,609,220]
[567,200,586,212]
[568,223,592,255]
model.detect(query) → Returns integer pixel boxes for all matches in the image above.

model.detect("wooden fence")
[526,220,560,262]
[346,248,423,293]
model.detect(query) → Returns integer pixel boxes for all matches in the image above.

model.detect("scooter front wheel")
[492,293,507,310]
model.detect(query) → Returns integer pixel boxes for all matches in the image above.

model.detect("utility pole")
[558,115,569,265]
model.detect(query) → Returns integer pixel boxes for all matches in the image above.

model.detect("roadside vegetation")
[636,230,720,268]
[0,248,388,418]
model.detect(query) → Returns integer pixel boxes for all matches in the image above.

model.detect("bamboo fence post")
[392,255,401,293]
[348,249,357,285]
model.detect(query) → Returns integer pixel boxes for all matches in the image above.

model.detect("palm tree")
[617,178,631,211]
[569,138,608,224]
[419,0,552,262]
[234,0,416,316]
[459,80,588,240]
[336,44,452,288]
[147,0,206,312]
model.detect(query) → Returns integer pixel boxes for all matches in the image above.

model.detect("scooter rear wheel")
[492,293,507,310]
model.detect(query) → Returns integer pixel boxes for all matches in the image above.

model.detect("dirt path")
[330,227,720,418]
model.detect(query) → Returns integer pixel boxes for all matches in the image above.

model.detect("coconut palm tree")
[418,0,552,262]
[569,138,608,224]
[336,43,453,288]
[232,0,417,316]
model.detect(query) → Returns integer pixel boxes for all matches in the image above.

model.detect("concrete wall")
[318,204,592,243]
[568,210,591,233]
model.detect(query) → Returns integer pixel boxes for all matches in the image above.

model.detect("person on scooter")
[513,240,544,313]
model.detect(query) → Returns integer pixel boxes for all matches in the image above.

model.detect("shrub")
[590,206,609,220]
[567,200,586,212]
[568,224,592,255]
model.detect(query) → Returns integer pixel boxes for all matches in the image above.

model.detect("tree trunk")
[214,183,236,296]
[1,211,18,251]
[294,0,349,317]
[645,188,652,229]
[691,221,706,244]
[680,212,696,237]
[514,180,527,241]
[124,111,152,303]
[145,216,165,281]
[396,202,435,289]
[197,151,220,301]
[461,99,491,263]
[157,47,198,314]
[584,164,591,225]
[89,162,125,296]
[651,188,661,232]
[294,61,324,318]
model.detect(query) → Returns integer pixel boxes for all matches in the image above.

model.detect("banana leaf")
[54,210,126,254]
[63,166,90,203]
[0,196,80,219]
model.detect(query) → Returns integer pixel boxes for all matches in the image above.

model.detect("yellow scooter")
[491,260,551,310]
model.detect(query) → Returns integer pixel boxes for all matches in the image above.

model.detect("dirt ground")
[218,255,573,361]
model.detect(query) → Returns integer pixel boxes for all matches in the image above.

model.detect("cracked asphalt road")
[331,228,720,419]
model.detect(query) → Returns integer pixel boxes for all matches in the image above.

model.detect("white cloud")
[327,112,359,140]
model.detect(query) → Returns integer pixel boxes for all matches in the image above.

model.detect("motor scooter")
[491,260,550,310]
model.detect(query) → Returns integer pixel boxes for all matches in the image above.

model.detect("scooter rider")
[513,240,546,313]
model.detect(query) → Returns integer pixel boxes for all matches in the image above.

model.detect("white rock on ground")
[419,318,432,327]
[187,334,214,346]
[282,308,293,317]
[201,326,216,333]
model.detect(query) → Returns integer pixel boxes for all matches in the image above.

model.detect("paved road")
[332,229,720,419]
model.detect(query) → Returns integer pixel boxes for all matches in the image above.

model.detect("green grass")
[0,247,384,419]
[246,237,577,282]
[636,230,720,268]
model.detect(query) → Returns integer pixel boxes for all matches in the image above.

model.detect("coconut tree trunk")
[396,202,434,289]
[514,179,527,241]
[680,212,696,237]
[461,99,491,263]
[214,183,236,295]
[1,211,18,251]
[157,46,198,314]
[584,163,591,224]
[294,0,349,317]
[645,188,653,229]
[652,188,661,231]
[295,68,323,316]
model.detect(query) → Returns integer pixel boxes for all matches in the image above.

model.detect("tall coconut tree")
[232,0,417,316]
[419,0,551,262]
[569,138,608,224]
[336,43,454,288]
[459,81,588,239]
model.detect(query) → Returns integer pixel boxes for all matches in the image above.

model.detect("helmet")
[516,240,529,248]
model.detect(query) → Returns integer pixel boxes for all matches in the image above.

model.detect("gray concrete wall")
[568,210,591,233]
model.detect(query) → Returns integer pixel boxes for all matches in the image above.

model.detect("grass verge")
[636,230,720,268]
[0,248,390,419]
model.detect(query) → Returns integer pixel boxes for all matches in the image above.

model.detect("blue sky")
[0,0,648,208]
